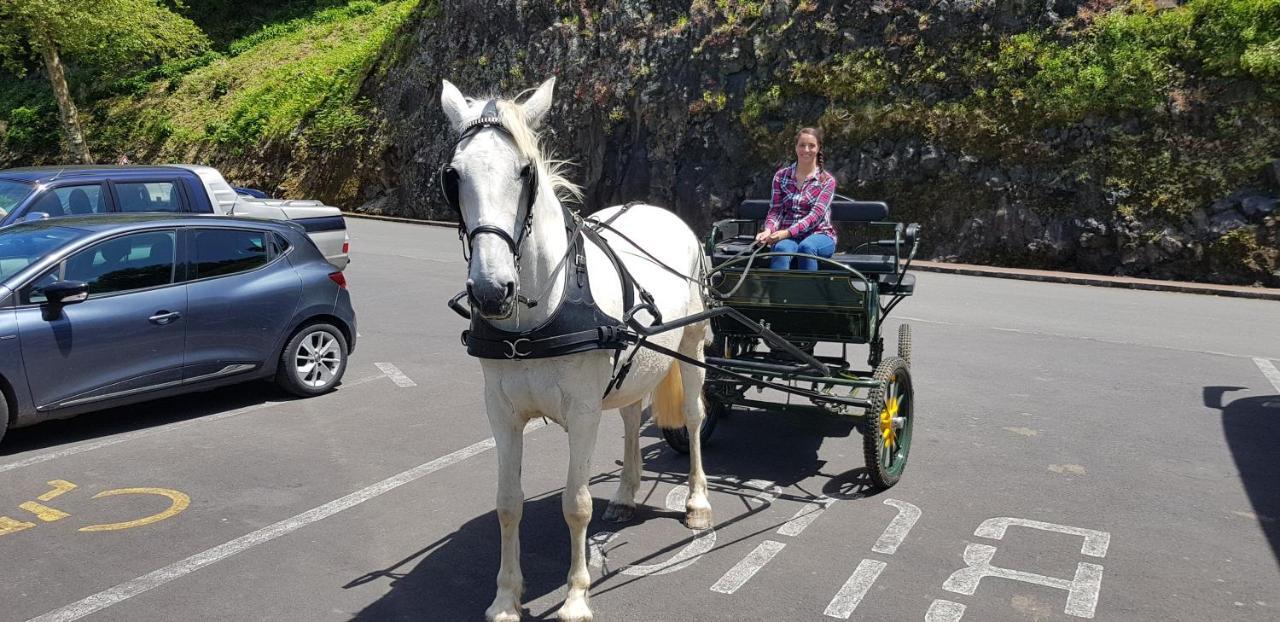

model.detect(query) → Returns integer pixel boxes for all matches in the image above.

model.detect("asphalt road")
[2,217,1278,622]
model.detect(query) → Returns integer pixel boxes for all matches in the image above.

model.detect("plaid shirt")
[764,164,838,242]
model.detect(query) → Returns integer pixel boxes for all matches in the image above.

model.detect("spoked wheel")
[861,356,913,489]
[661,388,723,454]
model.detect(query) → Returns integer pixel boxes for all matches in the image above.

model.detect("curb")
[342,212,1280,301]
[911,260,1280,301]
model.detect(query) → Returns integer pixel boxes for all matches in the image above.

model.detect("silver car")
[0,214,357,445]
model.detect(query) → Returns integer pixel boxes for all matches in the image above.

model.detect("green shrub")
[2,106,59,152]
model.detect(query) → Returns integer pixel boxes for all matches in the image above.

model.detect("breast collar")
[462,217,638,360]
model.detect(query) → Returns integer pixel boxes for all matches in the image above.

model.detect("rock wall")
[342,0,1278,286]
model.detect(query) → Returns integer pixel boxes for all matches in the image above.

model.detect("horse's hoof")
[556,599,593,622]
[685,503,713,530]
[486,594,522,622]
[602,502,635,523]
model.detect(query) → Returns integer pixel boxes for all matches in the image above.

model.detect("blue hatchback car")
[0,214,357,445]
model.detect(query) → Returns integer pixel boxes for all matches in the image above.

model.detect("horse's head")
[440,77,555,320]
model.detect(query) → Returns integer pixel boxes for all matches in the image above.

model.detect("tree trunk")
[37,31,93,164]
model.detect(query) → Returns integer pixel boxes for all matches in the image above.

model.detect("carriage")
[659,198,921,491]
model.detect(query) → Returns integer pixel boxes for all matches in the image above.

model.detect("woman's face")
[795,133,820,166]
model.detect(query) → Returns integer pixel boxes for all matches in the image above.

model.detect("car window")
[51,185,107,215]
[0,226,85,282]
[192,229,270,279]
[115,181,181,213]
[0,179,33,218]
[25,231,176,304]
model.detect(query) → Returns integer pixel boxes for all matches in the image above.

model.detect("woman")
[754,127,837,270]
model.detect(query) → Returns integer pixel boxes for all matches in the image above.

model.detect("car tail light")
[342,241,349,254]
[329,271,347,289]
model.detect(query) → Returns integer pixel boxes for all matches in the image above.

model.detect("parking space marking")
[1254,358,1280,393]
[78,488,190,532]
[374,363,417,388]
[0,373,386,475]
[709,540,786,594]
[823,558,887,619]
[872,499,922,555]
[26,420,546,622]
[777,496,834,537]
[925,599,967,622]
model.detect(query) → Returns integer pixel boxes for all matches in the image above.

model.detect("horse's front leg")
[558,403,603,622]
[603,401,644,523]
[485,396,526,622]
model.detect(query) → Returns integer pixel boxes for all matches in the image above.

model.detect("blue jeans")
[770,233,835,271]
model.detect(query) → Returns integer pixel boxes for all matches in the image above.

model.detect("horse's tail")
[653,362,685,430]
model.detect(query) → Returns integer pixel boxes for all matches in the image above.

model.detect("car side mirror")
[25,212,51,222]
[43,280,89,305]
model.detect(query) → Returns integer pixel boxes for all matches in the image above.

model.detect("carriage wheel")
[897,324,912,367]
[661,390,723,454]
[861,356,913,489]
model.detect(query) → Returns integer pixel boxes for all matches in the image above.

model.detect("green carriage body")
[664,198,921,490]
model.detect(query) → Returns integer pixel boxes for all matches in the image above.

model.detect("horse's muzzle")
[467,279,516,319]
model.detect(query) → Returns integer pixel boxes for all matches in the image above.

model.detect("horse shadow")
[1205,386,1280,568]
[348,402,879,619]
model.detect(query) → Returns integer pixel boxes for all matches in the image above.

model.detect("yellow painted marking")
[0,516,38,536]
[19,501,71,522]
[79,487,190,532]
[38,479,78,501]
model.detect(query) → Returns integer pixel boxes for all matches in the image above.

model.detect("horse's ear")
[521,77,555,129]
[441,80,468,132]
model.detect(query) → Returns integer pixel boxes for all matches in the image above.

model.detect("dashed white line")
[823,559,888,619]
[26,420,546,622]
[777,496,834,537]
[374,362,417,388]
[710,540,786,594]
[0,373,385,474]
[871,499,922,555]
[1254,358,1280,393]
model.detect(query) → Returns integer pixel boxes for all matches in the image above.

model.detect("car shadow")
[0,380,334,456]
[348,400,878,620]
[1206,386,1280,569]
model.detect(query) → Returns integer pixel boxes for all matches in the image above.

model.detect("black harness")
[441,104,653,365]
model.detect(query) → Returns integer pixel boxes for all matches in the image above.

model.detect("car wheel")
[0,394,8,447]
[276,323,348,397]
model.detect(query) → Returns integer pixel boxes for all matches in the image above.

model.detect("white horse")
[440,77,712,622]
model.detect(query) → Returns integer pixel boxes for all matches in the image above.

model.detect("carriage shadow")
[348,403,873,619]
[1206,386,1280,568]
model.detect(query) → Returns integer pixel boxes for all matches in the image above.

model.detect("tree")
[0,0,209,163]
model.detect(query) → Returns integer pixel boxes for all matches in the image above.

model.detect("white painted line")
[823,559,887,619]
[374,362,417,388]
[27,420,546,622]
[1254,358,1280,393]
[710,540,786,594]
[871,499,921,555]
[777,496,834,537]
[925,599,967,622]
[0,374,386,475]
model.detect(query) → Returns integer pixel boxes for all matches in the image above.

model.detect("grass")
[92,0,421,158]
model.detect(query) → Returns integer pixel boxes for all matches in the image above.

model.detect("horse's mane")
[495,98,583,207]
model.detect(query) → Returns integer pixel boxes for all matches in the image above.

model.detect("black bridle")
[439,101,540,263]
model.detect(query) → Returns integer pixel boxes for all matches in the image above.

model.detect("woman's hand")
[768,229,791,243]
[754,230,773,245]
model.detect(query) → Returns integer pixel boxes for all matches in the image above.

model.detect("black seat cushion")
[877,272,916,295]
[831,253,896,273]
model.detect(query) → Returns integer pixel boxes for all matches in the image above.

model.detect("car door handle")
[149,310,182,325]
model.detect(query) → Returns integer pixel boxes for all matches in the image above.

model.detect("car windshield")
[0,225,86,282]
[0,179,33,219]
